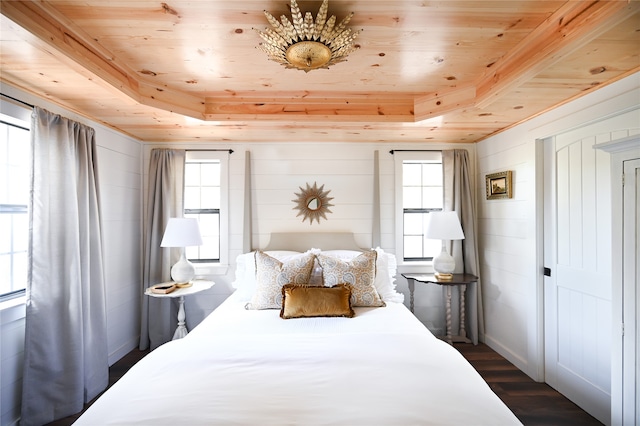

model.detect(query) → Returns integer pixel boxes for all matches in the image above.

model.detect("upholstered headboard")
[262,232,363,252]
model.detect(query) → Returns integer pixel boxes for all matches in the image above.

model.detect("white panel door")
[544,135,612,424]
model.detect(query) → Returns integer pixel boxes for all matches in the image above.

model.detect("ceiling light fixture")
[254,0,361,72]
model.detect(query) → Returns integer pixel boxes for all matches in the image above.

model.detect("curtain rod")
[1,93,35,109]
[389,149,440,154]
[187,149,234,154]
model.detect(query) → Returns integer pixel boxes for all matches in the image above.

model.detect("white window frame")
[394,150,443,264]
[185,150,229,275]
[0,98,31,302]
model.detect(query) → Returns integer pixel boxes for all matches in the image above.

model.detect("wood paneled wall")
[476,72,639,416]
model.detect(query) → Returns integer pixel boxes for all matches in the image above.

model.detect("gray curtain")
[139,148,185,351]
[443,149,484,344]
[21,107,108,425]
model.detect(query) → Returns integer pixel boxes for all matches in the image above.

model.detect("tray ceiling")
[1,1,638,143]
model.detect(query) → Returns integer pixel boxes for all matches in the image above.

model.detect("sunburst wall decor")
[254,0,361,72]
[292,182,334,224]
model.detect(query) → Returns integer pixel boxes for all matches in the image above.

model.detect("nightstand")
[145,279,214,340]
[401,273,477,345]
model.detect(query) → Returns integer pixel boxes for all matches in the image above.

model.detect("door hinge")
[622,173,625,186]
[621,322,624,336]
[543,267,551,277]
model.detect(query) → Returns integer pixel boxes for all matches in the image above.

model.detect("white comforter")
[76,296,521,425]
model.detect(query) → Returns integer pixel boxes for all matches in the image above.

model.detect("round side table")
[145,279,214,340]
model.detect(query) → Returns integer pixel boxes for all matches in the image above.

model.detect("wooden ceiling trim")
[0,1,139,99]
[1,1,638,143]
[475,0,638,109]
[413,0,637,122]
[413,85,476,122]
[203,91,416,121]
[203,104,414,122]
[1,1,206,119]
[137,80,205,119]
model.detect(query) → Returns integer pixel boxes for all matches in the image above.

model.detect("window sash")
[403,209,442,260]
[394,151,443,262]
[184,208,220,263]
[1,108,30,298]
[183,152,225,264]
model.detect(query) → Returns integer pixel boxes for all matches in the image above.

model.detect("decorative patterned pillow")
[232,250,304,302]
[317,250,385,307]
[280,284,355,319]
[246,251,316,309]
[322,248,404,303]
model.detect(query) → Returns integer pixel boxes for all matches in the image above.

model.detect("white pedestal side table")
[145,279,214,340]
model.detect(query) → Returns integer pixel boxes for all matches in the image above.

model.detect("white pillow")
[322,248,404,303]
[232,250,303,301]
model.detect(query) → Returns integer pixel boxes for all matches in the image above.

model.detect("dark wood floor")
[45,349,150,426]
[455,343,602,426]
[48,343,602,425]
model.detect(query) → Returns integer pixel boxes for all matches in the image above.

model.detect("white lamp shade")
[425,211,465,241]
[426,211,464,278]
[160,218,203,247]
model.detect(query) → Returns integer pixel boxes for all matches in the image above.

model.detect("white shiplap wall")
[476,139,536,369]
[98,133,144,365]
[0,301,25,426]
[476,72,640,384]
[0,84,142,426]
[142,142,476,334]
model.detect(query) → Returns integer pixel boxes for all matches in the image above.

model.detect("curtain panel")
[21,107,108,425]
[139,149,185,350]
[443,149,484,344]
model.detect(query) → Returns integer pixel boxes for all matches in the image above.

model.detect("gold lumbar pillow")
[280,283,355,319]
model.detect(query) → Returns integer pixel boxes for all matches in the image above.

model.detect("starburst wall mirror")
[292,182,334,224]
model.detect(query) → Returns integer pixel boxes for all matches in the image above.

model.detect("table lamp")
[425,211,465,281]
[160,217,203,286]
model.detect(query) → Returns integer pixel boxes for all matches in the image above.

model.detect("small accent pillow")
[280,284,355,319]
[317,250,385,307]
[246,251,316,309]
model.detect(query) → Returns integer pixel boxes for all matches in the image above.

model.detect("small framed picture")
[485,171,512,200]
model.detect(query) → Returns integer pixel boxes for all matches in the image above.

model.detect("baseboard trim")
[108,336,139,366]
[483,333,533,380]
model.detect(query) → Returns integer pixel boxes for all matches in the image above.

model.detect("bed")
[76,233,521,425]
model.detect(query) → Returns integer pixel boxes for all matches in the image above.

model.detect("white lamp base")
[171,252,195,285]
[433,243,455,281]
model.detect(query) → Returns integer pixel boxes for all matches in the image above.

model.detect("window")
[0,110,30,300]
[394,151,443,262]
[183,151,228,264]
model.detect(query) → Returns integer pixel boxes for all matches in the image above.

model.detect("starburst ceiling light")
[255,0,361,72]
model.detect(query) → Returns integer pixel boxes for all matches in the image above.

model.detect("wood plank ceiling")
[1,1,639,143]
